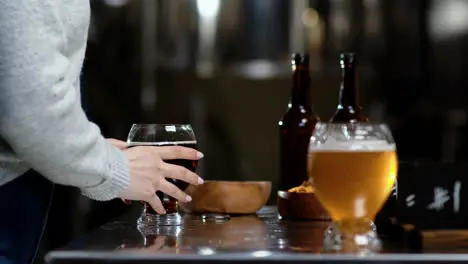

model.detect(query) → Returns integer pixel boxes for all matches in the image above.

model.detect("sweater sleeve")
[0,0,130,201]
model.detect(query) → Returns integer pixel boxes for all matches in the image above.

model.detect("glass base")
[323,220,382,254]
[138,213,183,228]
[137,224,183,236]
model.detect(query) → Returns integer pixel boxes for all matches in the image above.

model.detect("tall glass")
[127,124,198,227]
[308,123,397,254]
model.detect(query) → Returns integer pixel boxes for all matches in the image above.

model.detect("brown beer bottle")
[330,53,397,235]
[329,52,369,123]
[278,53,320,192]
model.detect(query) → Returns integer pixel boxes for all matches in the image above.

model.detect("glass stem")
[324,219,381,254]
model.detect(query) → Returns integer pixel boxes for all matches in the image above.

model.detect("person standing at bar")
[0,1,204,264]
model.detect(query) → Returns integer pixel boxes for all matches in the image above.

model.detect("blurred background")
[39,0,468,259]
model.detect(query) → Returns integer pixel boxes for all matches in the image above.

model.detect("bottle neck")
[338,66,359,109]
[290,66,311,108]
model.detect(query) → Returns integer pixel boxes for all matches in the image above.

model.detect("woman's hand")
[106,138,127,150]
[120,145,204,214]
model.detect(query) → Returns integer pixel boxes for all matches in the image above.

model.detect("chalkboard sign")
[396,161,468,229]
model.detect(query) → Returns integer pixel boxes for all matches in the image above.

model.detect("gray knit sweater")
[0,0,130,200]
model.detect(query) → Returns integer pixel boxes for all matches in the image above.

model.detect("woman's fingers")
[158,179,192,203]
[156,146,203,160]
[145,192,166,214]
[120,145,205,212]
[162,162,202,185]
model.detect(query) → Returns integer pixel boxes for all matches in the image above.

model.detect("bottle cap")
[291,53,310,66]
[340,52,357,68]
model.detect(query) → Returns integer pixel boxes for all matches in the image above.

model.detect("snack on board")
[288,180,314,193]
[278,179,330,220]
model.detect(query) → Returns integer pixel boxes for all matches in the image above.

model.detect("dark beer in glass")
[127,124,198,226]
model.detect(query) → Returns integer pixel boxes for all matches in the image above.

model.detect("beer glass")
[308,123,397,253]
[127,124,198,227]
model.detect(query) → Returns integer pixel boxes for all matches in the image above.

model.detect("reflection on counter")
[182,214,268,251]
[275,218,329,253]
[99,207,330,255]
[118,226,185,254]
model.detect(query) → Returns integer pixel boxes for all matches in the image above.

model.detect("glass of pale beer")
[308,123,397,254]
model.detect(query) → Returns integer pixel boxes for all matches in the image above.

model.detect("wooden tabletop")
[45,206,468,263]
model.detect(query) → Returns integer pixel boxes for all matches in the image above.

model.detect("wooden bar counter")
[45,205,468,263]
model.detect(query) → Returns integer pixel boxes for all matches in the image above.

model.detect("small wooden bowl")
[179,181,272,214]
[277,190,330,220]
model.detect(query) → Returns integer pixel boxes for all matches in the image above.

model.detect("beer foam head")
[309,139,396,152]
